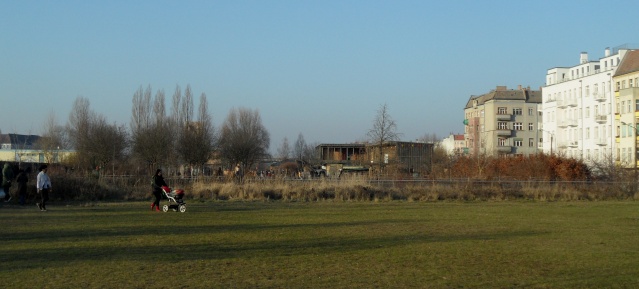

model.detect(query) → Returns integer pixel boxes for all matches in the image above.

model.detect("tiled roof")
[614,50,639,77]
[465,87,541,109]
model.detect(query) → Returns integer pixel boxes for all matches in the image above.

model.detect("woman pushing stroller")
[151,169,167,212]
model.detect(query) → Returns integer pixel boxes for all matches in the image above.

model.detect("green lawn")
[2,201,639,288]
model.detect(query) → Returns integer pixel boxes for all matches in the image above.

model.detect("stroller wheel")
[162,205,169,212]
[179,204,187,213]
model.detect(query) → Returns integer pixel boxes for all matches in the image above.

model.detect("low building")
[318,141,434,177]
[0,133,71,164]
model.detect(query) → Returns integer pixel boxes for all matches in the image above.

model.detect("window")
[514,140,523,147]
[622,101,626,113]
[498,138,507,146]
[529,138,534,147]
[498,107,507,114]
[617,81,621,91]
[528,108,533,116]
[636,99,639,112]
[631,79,634,87]
[528,123,533,130]
[585,85,589,96]
[618,102,621,114]
[628,101,631,113]
[585,107,590,118]
[514,123,523,130]
[513,108,522,115]
[586,128,590,139]
[498,122,508,130]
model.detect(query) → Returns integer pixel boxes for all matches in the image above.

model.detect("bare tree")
[39,112,69,164]
[67,97,128,172]
[131,85,151,134]
[293,133,306,162]
[277,137,291,160]
[177,92,216,173]
[419,132,439,143]
[218,107,270,179]
[87,116,128,174]
[367,103,400,174]
[303,141,320,164]
[130,86,171,171]
[67,97,92,169]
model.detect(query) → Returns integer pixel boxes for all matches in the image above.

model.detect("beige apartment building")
[613,50,639,168]
[464,85,542,156]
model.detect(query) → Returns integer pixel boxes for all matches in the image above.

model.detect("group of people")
[2,163,52,211]
[4,164,168,213]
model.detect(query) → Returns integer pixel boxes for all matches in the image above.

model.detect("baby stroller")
[161,186,187,213]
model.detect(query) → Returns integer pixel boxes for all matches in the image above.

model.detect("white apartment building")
[439,134,465,156]
[542,46,633,163]
[464,85,542,156]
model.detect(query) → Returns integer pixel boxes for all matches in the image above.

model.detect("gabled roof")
[465,86,541,109]
[614,50,639,77]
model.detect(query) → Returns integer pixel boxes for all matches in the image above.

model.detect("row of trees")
[41,85,273,176]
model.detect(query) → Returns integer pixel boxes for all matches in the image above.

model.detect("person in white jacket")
[36,165,52,211]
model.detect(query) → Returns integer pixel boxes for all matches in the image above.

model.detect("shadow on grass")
[3,228,546,272]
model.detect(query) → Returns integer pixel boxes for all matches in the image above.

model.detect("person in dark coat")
[3,163,15,202]
[151,169,167,212]
[16,169,28,205]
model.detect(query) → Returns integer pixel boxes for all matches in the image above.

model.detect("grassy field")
[2,200,639,288]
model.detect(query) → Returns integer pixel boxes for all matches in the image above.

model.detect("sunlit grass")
[2,201,639,288]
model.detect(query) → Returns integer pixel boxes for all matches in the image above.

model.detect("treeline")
[40,84,273,176]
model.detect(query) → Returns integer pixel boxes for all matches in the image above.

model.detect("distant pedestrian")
[151,169,166,212]
[16,169,28,206]
[2,163,14,202]
[36,165,52,211]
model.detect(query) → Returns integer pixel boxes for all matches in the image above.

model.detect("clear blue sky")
[2,0,639,151]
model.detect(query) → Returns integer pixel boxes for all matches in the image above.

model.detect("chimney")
[518,85,522,90]
[580,52,588,64]
[605,47,611,57]
[496,86,507,91]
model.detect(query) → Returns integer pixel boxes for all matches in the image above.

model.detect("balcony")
[593,92,607,102]
[594,114,607,124]
[496,114,511,121]
[497,146,512,153]
[496,129,512,137]
[558,119,578,128]
[595,139,608,146]
[557,100,567,109]
[568,141,579,148]
[569,99,578,107]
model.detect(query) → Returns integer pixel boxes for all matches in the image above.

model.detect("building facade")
[464,85,542,156]
[439,134,466,155]
[613,49,639,168]
[542,46,633,164]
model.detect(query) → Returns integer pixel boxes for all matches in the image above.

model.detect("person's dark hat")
[39,165,48,171]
